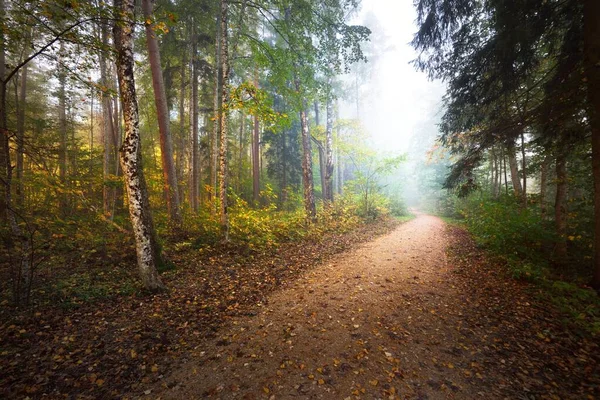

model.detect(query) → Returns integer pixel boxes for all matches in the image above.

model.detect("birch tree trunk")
[298,97,316,221]
[114,0,165,292]
[112,93,124,216]
[584,0,600,289]
[313,101,326,197]
[218,0,230,237]
[142,0,181,225]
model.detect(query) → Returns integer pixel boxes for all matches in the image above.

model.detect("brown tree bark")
[0,0,31,305]
[521,132,527,207]
[540,154,549,220]
[0,0,6,221]
[177,26,187,203]
[251,75,260,205]
[99,21,116,218]
[16,63,27,208]
[237,112,244,194]
[218,0,230,237]
[114,0,165,292]
[58,46,68,215]
[190,23,199,213]
[502,146,508,195]
[281,128,287,205]
[142,0,181,225]
[211,5,222,215]
[584,0,600,289]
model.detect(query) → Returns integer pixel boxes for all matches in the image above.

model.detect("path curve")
[146,214,487,399]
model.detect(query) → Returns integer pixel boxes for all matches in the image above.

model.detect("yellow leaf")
[369,379,378,386]
[130,349,137,359]
[151,364,158,372]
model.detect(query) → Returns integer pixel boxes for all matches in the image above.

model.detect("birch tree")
[113,0,165,292]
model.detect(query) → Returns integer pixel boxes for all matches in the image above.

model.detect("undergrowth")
[1,193,396,309]
[455,194,600,337]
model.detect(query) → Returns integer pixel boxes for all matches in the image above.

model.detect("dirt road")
[143,213,598,399]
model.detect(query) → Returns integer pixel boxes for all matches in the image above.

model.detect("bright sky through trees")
[345,0,445,152]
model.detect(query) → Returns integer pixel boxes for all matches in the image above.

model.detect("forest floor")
[142,212,599,400]
[2,213,599,399]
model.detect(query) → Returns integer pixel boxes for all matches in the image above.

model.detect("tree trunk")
[211,5,222,214]
[313,137,326,198]
[114,0,165,292]
[1,0,31,306]
[112,93,124,216]
[0,0,6,222]
[298,98,316,221]
[142,0,181,225]
[190,24,199,212]
[324,90,334,204]
[540,154,548,219]
[313,101,326,197]
[99,21,115,218]
[584,0,600,289]
[16,63,26,208]
[506,140,522,197]
[281,128,287,205]
[502,146,508,195]
[177,26,187,204]
[521,131,527,207]
[554,147,568,263]
[490,147,497,198]
[58,47,68,215]
[251,83,260,205]
[218,0,230,238]
[88,87,94,196]
[237,112,244,194]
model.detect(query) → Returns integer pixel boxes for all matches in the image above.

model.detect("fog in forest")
[339,0,447,210]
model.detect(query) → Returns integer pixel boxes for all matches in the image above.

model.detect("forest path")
[147,213,495,399]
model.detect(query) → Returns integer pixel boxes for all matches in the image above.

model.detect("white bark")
[114,0,165,292]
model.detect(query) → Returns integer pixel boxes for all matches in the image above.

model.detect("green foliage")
[541,281,600,337]
[458,195,554,266]
[456,192,600,336]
